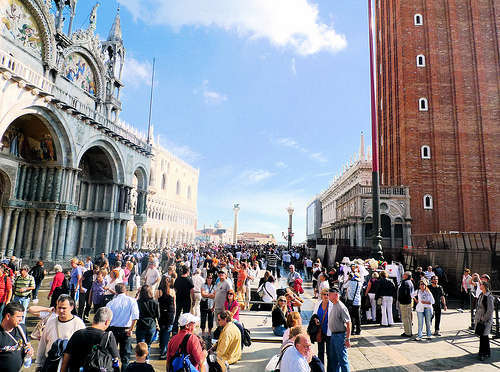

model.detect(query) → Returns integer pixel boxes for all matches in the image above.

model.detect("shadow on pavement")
[415,352,500,371]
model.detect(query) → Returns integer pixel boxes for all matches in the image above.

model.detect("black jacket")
[271,307,287,328]
[398,279,414,305]
[376,278,396,299]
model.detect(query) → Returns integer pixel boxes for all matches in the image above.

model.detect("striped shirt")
[266,253,278,267]
[13,274,35,297]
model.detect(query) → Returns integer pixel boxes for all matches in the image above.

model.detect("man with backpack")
[166,313,205,372]
[35,295,85,372]
[61,307,119,372]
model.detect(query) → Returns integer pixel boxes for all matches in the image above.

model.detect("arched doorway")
[0,112,75,261]
[381,214,392,249]
[75,144,126,256]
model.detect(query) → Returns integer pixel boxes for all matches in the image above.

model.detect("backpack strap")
[277,344,293,369]
[179,333,191,355]
[16,325,28,344]
[100,331,111,349]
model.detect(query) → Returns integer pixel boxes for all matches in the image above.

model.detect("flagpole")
[368,0,383,259]
[147,57,155,144]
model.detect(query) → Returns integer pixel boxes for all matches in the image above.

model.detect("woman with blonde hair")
[271,296,288,336]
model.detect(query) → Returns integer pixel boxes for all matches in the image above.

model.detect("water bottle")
[23,356,32,368]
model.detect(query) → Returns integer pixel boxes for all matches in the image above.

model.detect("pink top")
[224,300,240,321]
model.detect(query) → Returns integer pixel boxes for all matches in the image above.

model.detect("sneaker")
[434,331,441,336]
[32,299,39,304]
[414,337,422,341]
[457,308,464,313]
[401,333,411,337]
[425,335,432,340]
[160,353,167,360]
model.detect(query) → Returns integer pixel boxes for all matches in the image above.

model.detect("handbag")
[376,298,382,306]
[315,306,328,343]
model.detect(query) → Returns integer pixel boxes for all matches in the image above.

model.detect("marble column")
[136,224,144,250]
[105,218,112,254]
[45,168,55,202]
[53,168,63,202]
[6,209,20,257]
[0,209,3,242]
[56,212,68,260]
[94,184,100,211]
[356,222,363,248]
[14,210,26,257]
[119,221,126,251]
[77,217,87,256]
[23,210,36,257]
[17,165,27,199]
[86,183,94,211]
[390,224,395,249]
[110,184,117,213]
[0,208,13,255]
[112,219,120,252]
[23,167,32,200]
[36,167,47,201]
[64,215,76,258]
[71,170,79,204]
[29,167,39,201]
[91,218,99,255]
[43,211,57,260]
[32,210,46,259]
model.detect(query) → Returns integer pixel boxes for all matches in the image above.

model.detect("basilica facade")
[0,0,155,263]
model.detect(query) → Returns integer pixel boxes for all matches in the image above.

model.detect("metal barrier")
[493,294,500,339]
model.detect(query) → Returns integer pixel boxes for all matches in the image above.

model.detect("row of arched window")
[415,13,434,211]
[157,174,192,199]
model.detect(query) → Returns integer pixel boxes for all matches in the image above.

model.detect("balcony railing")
[0,49,151,153]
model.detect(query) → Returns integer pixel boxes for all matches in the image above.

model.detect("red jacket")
[49,271,66,297]
[0,273,12,303]
[166,329,203,369]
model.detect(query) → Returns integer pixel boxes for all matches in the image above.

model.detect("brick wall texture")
[375,0,499,234]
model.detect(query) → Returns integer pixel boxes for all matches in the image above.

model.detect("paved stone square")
[25,276,499,371]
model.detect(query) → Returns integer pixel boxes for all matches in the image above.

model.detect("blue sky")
[86,0,372,242]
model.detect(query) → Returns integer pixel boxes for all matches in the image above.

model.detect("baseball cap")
[329,287,340,293]
[178,313,200,327]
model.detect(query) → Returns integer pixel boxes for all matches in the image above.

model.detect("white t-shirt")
[261,281,277,303]
[145,268,161,287]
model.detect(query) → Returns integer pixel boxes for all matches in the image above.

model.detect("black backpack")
[41,339,68,372]
[82,332,114,372]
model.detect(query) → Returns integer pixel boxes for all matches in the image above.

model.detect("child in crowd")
[125,342,155,372]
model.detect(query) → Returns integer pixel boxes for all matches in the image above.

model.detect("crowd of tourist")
[0,244,496,372]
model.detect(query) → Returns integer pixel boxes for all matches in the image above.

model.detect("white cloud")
[275,161,287,168]
[291,58,297,75]
[159,138,203,163]
[122,56,153,87]
[239,169,274,183]
[275,137,327,163]
[310,152,327,163]
[194,80,228,105]
[119,0,347,55]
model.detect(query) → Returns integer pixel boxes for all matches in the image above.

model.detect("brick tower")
[375,1,499,234]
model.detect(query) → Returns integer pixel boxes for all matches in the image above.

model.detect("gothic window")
[417,54,426,67]
[187,186,191,200]
[161,174,167,190]
[419,98,428,111]
[176,180,181,195]
[423,194,433,209]
[414,14,423,26]
[421,145,431,159]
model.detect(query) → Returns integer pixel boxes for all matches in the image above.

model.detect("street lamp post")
[368,0,383,259]
[286,203,294,251]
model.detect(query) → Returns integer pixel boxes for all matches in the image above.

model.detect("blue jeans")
[327,332,350,372]
[273,325,286,337]
[33,281,41,300]
[13,296,30,323]
[136,326,156,352]
[159,325,173,354]
[417,308,432,338]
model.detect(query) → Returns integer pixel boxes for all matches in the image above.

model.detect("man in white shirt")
[36,294,85,369]
[191,269,205,317]
[143,262,161,296]
[305,258,313,280]
[280,333,311,372]
[282,252,291,272]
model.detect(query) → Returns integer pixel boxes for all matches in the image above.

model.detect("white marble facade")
[0,0,152,263]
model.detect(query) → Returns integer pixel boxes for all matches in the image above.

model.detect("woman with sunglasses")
[413,279,435,341]
[312,288,333,364]
[224,290,240,321]
[272,296,288,336]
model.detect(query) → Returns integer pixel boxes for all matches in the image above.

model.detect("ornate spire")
[108,6,122,42]
[89,2,100,33]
